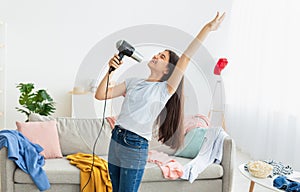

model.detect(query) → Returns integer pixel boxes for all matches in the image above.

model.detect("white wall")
[0,0,232,128]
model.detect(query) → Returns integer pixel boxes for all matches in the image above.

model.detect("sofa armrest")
[221,136,236,192]
[0,147,16,192]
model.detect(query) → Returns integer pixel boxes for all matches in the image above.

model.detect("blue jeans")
[108,125,149,192]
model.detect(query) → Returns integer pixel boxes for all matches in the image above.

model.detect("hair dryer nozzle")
[131,51,143,62]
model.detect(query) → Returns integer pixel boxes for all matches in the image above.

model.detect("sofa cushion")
[183,114,210,134]
[29,113,56,122]
[14,158,80,184]
[174,128,207,159]
[16,120,63,159]
[56,117,112,156]
[143,156,223,182]
[14,156,223,185]
[149,139,176,155]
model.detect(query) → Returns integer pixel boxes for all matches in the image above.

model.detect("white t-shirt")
[115,78,172,141]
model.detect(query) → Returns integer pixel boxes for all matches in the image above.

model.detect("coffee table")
[239,163,300,192]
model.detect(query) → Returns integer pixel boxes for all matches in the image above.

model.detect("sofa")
[0,116,235,192]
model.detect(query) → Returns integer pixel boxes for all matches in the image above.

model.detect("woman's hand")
[206,12,226,31]
[109,54,123,71]
[95,54,126,100]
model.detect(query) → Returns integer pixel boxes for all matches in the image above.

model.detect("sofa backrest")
[28,113,112,156]
[56,117,112,156]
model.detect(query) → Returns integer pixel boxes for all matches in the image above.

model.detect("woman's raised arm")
[167,12,226,94]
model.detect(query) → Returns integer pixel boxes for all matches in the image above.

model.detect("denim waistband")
[113,125,148,142]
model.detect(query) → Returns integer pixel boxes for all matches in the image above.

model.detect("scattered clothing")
[66,152,112,192]
[273,175,300,192]
[181,127,228,183]
[147,150,183,180]
[0,129,50,191]
[265,160,293,177]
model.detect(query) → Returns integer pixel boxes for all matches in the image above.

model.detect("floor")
[0,148,275,192]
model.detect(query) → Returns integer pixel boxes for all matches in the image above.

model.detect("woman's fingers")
[110,62,119,69]
[217,12,226,23]
[207,11,226,31]
[214,11,220,21]
[113,55,121,64]
[109,54,123,70]
[213,12,225,23]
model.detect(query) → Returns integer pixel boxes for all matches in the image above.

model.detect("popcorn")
[247,160,273,178]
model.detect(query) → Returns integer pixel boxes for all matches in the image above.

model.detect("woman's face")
[148,50,170,75]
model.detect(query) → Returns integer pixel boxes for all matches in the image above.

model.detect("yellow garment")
[66,153,112,192]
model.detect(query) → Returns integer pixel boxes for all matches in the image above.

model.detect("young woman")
[95,12,225,192]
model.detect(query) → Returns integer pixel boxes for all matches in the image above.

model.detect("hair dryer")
[109,40,144,73]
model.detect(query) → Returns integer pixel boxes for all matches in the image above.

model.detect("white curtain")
[224,0,300,169]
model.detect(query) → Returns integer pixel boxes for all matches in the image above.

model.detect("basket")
[247,161,273,178]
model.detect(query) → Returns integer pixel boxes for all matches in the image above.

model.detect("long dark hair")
[156,49,184,150]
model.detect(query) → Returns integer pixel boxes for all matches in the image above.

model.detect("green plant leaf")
[15,107,30,117]
[16,83,56,120]
[17,83,34,94]
[38,90,53,101]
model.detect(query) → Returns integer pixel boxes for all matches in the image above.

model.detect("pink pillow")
[16,120,63,159]
[183,114,211,134]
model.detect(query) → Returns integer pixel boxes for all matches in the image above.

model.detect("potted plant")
[16,83,56,121]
